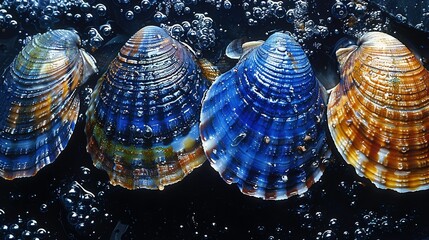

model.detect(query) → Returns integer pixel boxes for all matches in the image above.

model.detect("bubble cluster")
[242,0,291,26]
[60,180,105,238]
[163,13,216,51]
[0,214,49,240]
[328,0,389,38]
[0,0,113,50]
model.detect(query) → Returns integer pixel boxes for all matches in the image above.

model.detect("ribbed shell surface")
[85,26,208,190]
[0,29,97,179]
[200,32,331,200]
[328,32,429,192]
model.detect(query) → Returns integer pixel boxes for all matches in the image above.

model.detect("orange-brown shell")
[328,32,429,192]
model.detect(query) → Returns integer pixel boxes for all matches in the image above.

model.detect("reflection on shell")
[200,32,331,200]
[85,26,209,190]
[328,31,429,192]
[0,29,98,179]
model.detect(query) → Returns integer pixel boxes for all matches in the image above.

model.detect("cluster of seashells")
[1,25,429,200]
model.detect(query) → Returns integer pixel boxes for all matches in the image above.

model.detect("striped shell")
[85,26,209,190]
[0,29,98,179]
[328,32,429,192]
[200,32,331,200]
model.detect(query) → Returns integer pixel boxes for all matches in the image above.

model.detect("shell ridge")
[328,31,429,192]
[86,26,208,190]
[200,31,330,200]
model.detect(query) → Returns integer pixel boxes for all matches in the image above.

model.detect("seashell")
[85,26,209,190]
[200,32,331,200]
[0,29,98,179]
[328,32,429,192]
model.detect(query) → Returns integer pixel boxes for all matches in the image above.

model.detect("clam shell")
[200,32,331,200]
[328,32,429,192]
[0,29,98,179]
[85,26,209,190]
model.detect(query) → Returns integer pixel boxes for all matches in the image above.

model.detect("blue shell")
[200,32,331,200]
[85,26,209,190]
[0,29,98,179]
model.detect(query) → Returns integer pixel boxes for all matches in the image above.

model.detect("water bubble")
[40,204,48,213]
[0,225,8,234]
[274,6,286,18]
[125,10,134,21]
[173,2,185,13]
[21,230,32,238]
[100,23,112,36]
[354,228,367,239]
[322,230,336,239]
[170,24,184,39]
[154,11,166,23]
[281,175,288,182]
[68,211,79,225]
[134,5,141,13]
[231,132,246,146]
[143,125,153,139]
[85,13,93,22]
[4,234,15,240]
[96,4,107,16]
[141,0,152,10]
[74,13,82,22]
[253,7,264,19]
[395,14,407,24]
[27,219,38,230]
[80,2,91,13]
[285,9,295,23]
[331,1,348,19]
[9,224,20,234]
[221,0,231,10]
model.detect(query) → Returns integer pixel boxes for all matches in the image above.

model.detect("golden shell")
[328,32,429,192]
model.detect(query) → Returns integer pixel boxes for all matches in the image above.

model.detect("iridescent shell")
[328,32,429,192]
[0,29,98,179]
[200,32,331,200]
[85,26,209,190]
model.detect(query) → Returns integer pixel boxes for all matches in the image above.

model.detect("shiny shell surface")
[200,32,331,200]
[0,29,98,179]
[328,31,429,192]
[85,26,209,190]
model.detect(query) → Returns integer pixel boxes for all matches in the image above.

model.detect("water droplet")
[346,119,353,126]
[277,46,287,52]
[400,146,409,153]
[264,136,270,144]
[331,1,348,19]
[143,125,153,139]
[282,175,288,182]
[231,132,246,147]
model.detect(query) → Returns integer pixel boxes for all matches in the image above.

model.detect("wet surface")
[0,0,429,239]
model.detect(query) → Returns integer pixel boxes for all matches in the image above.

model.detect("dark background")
[0,0,429,239]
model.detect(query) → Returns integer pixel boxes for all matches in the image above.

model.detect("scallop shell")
[0,29,98,179]
[328,32,429,192]
[85,26,209,190]
[200,32,331,200]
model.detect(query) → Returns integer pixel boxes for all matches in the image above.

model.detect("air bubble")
[143,125,153,139]
[223,0,232,10]
[331,1,348,19]
[231,133,246,146]
[125,10,134,21]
